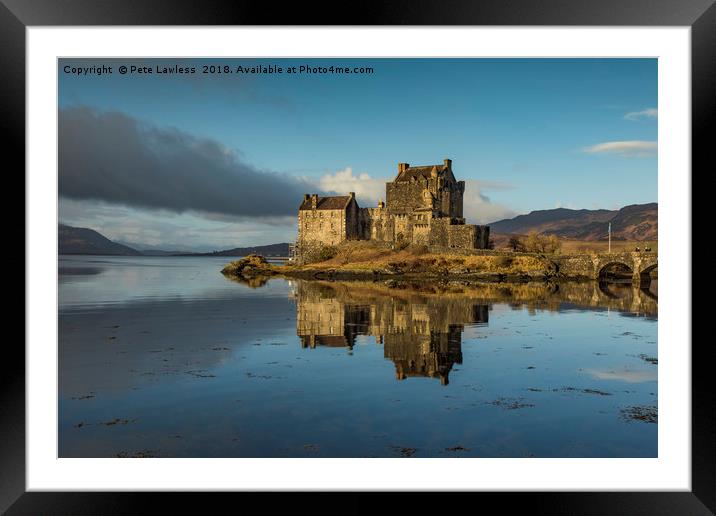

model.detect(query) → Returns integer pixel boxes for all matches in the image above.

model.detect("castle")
[297,159,490,259]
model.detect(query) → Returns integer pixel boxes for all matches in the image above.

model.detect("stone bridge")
[553,252,658,286]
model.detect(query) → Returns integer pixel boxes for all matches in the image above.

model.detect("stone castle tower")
[297,159,489,257]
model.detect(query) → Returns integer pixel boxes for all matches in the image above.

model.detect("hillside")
[197,243,290,257]
[59,224,142,255]
[115,241,203,255]
[489,203,657,241]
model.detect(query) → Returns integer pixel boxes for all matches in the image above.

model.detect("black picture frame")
[4,0,709,513]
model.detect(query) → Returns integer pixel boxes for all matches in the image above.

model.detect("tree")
[524,231,542,253]
[545,235,561,254]
[523,231,561,254]
[508,235,524,252]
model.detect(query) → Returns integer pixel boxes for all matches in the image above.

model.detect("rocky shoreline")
[221,254,588,285]
[273,267,558,283]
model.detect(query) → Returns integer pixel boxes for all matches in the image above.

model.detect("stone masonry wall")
[387,179,433,215]
[298,208,345,247]
[428,218,450,247]
[344,198,362,240]
[447,224,478,249]
[412,223,431,245]
[476,225,490,249]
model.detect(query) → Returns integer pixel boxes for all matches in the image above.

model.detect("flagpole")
[608,222,611,253]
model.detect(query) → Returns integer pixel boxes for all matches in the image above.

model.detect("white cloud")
[624,107,658,121]
[582,140,657,158]
[318,167,387,206]
[463,180,518,224]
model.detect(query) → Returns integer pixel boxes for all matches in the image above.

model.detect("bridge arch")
[598,281,622,299]
[640,263,658,275]
[597,261,634,282]
[637,263,658,289]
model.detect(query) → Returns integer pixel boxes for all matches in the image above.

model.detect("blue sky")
[58,58,657,250]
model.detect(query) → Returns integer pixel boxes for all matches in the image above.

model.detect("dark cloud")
[59,106,318,217]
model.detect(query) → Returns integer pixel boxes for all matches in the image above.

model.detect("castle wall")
[298,197,364,254]
[451,181,465,218]
[441,189,452,218]
[298,208,346,247]
[393,214,411,243]
[443,223,491,249]
[476,225,490,249]
[345,198,362,240]
[361,207,392,241]
[428,218,450,247]
[448,224,478,249]
[387,179,433,215]
[412,223,430,245]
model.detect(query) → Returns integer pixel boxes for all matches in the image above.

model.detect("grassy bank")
[271,241,559,281]
[555,239,658,255]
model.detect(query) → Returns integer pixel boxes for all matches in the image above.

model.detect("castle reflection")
[291,278,657,385]
[294,281,488,385]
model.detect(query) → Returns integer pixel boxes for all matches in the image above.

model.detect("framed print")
[5,0,711,512]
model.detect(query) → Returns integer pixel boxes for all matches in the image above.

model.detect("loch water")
[58,255,657,458]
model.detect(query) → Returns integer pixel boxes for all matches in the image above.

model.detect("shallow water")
[58,255,657,458]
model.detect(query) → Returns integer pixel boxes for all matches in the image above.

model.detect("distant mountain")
[489,203,657,241]
[59,224,142,255]
[192,243,290,257]
[116,240,211,255]
[60,224,291,257]
[129,249,179,256]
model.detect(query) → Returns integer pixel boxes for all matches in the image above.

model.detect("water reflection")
[58,257,658,458]
[295,281,489,385]
[292,279,656,386]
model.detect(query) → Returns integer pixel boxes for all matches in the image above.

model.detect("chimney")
[303,193,310,202]
[348,191,355,200]
[311,194,318,209]
[398,162,409,173]
[444,158,452,170]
